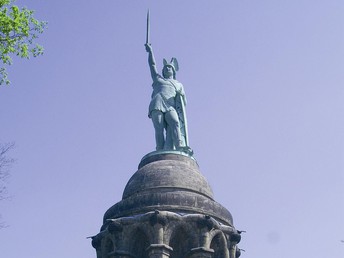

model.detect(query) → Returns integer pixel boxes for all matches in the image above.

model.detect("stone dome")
[103,152,233,225]
[123,153,214,200]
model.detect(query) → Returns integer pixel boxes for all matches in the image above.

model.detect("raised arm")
[145,43,158,80]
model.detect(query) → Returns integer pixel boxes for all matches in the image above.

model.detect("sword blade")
[146,9,150,44]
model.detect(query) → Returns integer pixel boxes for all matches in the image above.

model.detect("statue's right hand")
[145,43,152,53]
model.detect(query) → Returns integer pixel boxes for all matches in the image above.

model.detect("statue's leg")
[165,110,182,149]
[165,125,174,150]
[151,110,165,150]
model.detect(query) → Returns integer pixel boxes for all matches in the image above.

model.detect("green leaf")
[0,0,47,85]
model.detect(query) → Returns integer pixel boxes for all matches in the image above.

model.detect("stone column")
[199,227,210,248]
[146,244,173,258]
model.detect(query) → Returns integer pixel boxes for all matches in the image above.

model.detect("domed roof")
[103,152,233,225]
[123,153,213,200]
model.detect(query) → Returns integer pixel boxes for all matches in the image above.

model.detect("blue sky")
[0,1,343,257]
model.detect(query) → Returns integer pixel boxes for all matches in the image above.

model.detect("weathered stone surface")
[93,153,241,258]
[125,154,213,199]
[103,154,233,225]
[96,211,237,258]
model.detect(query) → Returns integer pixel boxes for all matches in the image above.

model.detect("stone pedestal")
[92,153,241,258]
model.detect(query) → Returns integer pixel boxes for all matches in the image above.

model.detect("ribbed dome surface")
[103,153,233,225]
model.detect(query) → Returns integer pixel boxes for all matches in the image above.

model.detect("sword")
[146,9,150,44]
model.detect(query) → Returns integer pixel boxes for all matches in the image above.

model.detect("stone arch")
[130,227,150,258]
[165,219,198,245]
[209,231,229,258]
[169,224,195,258]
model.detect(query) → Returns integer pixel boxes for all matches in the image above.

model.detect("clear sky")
[0,0,343,257]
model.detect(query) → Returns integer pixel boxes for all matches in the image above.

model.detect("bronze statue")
[145,11,190,153]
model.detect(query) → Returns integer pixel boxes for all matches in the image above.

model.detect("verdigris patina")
[145,11,192,154]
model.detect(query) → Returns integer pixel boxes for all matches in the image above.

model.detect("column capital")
[146,244,173,258]
[189,247,214,258]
